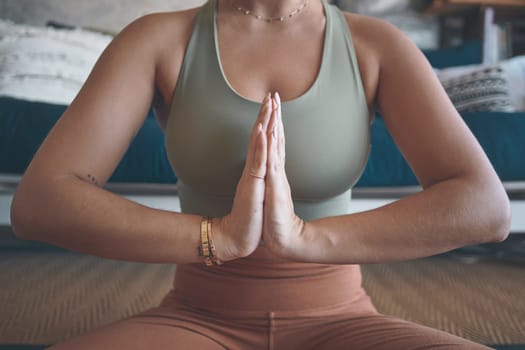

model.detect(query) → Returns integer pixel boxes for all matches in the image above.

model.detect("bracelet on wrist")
[198,216,223,266]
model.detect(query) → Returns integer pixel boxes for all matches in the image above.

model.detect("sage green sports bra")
[165,0,370,222]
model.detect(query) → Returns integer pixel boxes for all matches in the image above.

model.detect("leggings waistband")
[174,261,367,312]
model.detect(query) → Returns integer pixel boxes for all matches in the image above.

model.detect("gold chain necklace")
[230,0,309,23]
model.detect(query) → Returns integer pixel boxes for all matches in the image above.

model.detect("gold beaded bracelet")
[198,217,223,266]
[207,218,223,266]
[199,217,212,266]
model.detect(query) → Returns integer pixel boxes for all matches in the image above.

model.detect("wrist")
[211,216,246,262]
[267,216,309,262]
[210,217,231,262]
[291,217,310,261]
[282,218,315,263]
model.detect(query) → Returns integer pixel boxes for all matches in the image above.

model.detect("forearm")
[295,177,510,264]
[11,176,211,264]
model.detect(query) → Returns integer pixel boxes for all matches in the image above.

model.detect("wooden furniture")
[426,0,525,58]
[428,0,525,13]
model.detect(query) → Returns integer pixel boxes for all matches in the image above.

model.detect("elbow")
[10,187,33,240]
[487,198,511,243]
[457,176,511,245]
[10,181,47,241]
[480,185,512,244]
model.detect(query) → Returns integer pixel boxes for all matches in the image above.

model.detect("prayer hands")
[261,93,305,259]
[219,93,304,261]
[217,94,272,260]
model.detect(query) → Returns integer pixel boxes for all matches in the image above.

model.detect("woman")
[11,0,510,349]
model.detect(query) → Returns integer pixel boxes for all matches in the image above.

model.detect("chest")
[155,12,378,127]
[216,23,325,103]
[165,88,370,201]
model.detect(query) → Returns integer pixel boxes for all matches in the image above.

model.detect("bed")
[1,17,525,249]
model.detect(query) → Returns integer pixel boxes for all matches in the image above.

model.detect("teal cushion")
[0,97,177,183]
[356,117,418,187]
[356,111,525,187]
[2,97,524,189]
[461,111,525,181]
[422,40,482,69]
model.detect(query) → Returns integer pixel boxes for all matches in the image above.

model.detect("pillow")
[422,40,482,69]
[501,55,525,111]
[0,19,112,105]
[438,65,515,113]
[0,97,177,184]
[438,56,525,112]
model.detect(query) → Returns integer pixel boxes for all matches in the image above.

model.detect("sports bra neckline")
[210,0,331,107]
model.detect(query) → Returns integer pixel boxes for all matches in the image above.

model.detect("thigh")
[46,313,226,350]
[314,314,493,350]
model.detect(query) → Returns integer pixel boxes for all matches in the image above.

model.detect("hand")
[262,93,305,259]
[215,94,272,261]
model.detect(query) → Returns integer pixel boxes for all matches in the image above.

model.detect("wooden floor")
[0,249,524,347]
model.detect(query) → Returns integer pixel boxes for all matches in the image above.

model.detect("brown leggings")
[48,259,492,350]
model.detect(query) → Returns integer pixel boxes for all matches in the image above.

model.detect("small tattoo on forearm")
[87,174,99,186]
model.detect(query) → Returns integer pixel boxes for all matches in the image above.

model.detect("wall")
[0,0,438,48]
[0,0,205,33]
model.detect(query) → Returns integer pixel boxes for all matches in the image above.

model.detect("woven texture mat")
[0,250,524,346]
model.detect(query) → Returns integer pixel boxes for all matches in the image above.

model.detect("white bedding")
[0,19,112,105]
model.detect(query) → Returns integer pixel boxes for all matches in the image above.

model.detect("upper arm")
[20,15,162,188]
[368,19,498,189]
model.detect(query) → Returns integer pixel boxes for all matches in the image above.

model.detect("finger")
[275,92,282,119]
[250,123,267,180]
[267,110,280,176]
[267,97,278,141]
[253,93,272,135]
[260,92,273,130]
[247,94,272,162]
[274,92,286,162]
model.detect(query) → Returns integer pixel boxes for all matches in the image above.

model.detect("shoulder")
[132,7,202,36]
[105,7,203,112]
[345,12,428,80]
[112,7,202,57]
[337,10,427,109]
[340,11,427,72]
